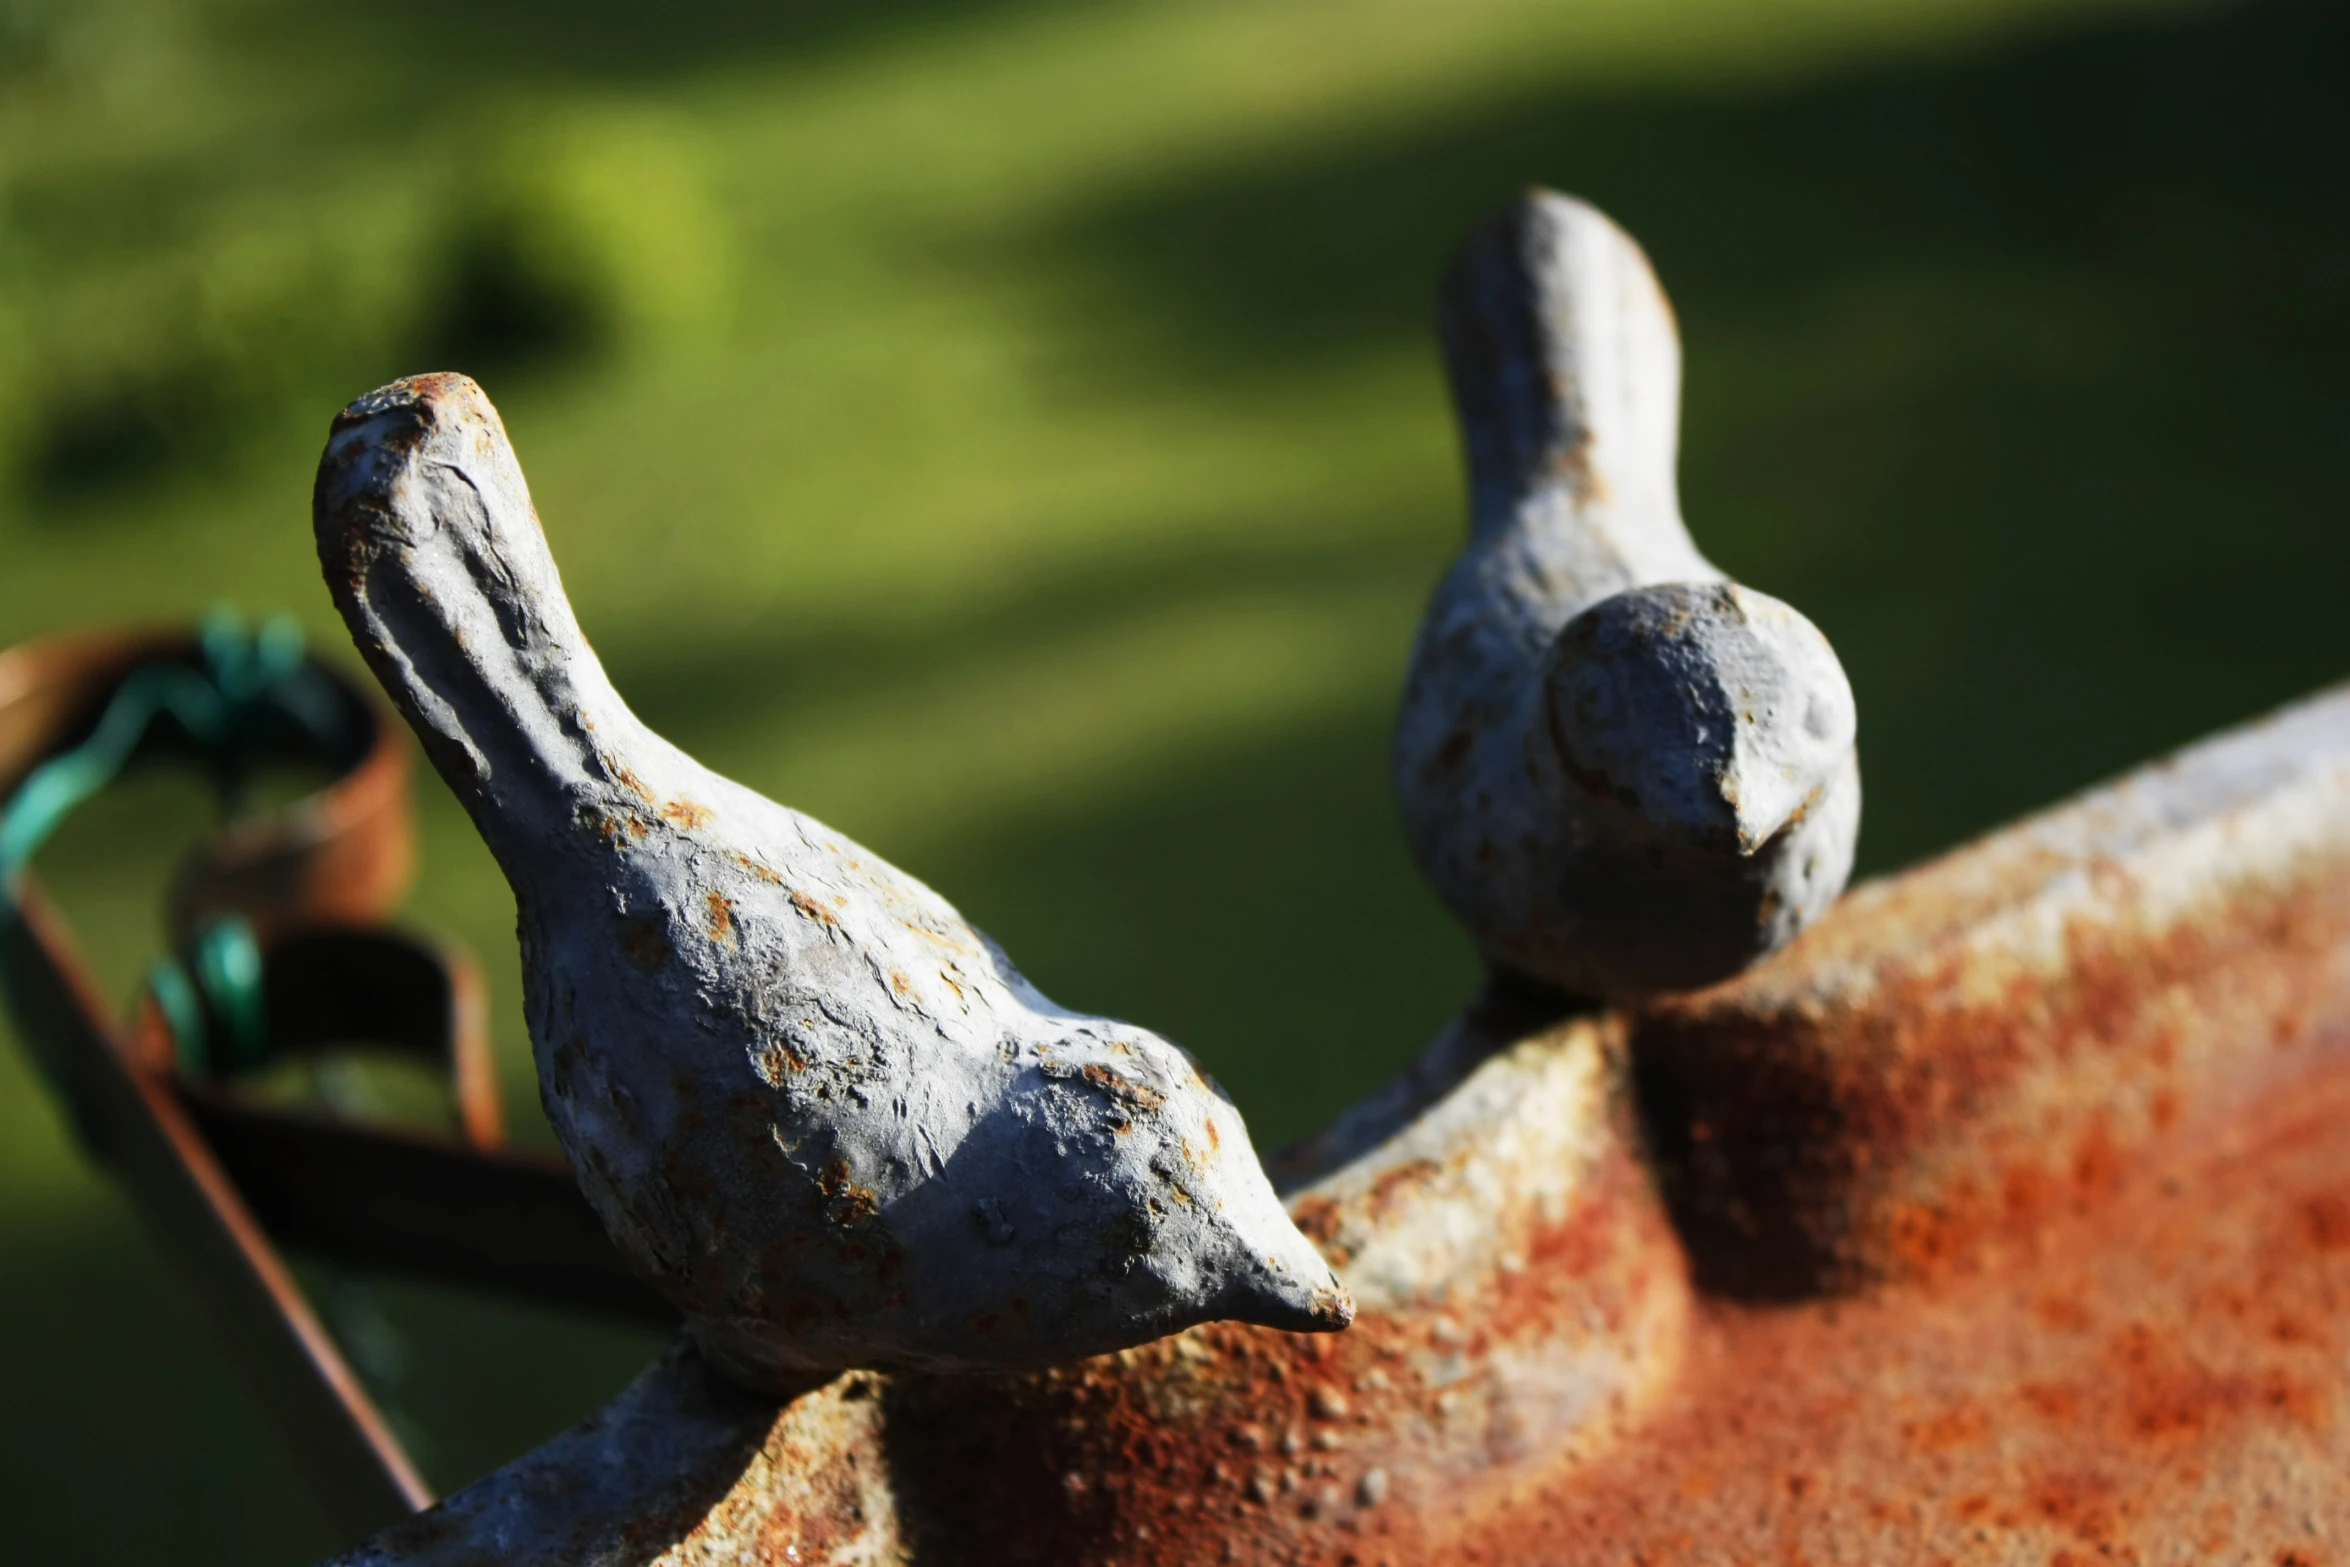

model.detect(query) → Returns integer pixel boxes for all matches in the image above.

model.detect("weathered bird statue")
[313,374,1351,1390]
[1395,191,1861,999]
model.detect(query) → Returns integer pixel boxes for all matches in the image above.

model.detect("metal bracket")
[0,630,669,1542]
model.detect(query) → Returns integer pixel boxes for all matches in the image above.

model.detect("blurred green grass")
[1,0,2345,1558]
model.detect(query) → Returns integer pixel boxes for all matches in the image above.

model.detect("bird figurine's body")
[1396,191,1861,999]
[314,374,1350,1389]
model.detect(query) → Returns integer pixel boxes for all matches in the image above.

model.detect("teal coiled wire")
[0,607,360,1077]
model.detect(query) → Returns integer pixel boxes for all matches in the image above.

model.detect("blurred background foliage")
[0,0,2344,1559]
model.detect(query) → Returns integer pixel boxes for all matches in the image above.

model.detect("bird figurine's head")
[1542,581,1854,861]
[1529,578,1859,993]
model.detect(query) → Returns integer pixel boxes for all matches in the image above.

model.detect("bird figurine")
[1394,190,1861,1000]
[313,373,1351,1391]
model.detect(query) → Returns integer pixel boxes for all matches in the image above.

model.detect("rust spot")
[2019,1381,2083,1424]
[1633,852,2350,1294]
[611,763,657,804]
[790,890,839,927]
[2024,1468,2127,1544]
[1901,1403,1988,1453]
[754,1038,811,1083]
[729,851,784,884]
[663,799,714,829]
[1079,1062,1166,1112]
[820,1160,880,1228]
[2301,1191,2350,1250]
[705,891,734,942]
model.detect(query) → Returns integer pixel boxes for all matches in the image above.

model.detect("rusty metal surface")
[338,1348,899,1567]
[331,1008,1689,1566]
[332,671,2350,1563]
[875,1015,1685,1564]
[1456,1052,2350,1564]
[1635,681,2350,1299]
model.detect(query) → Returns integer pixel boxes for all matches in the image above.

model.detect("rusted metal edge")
[337,1349,895,1567]
[333,1009,1689,1565]
[1634,678,2350,1296]
[329,677,2350,1565]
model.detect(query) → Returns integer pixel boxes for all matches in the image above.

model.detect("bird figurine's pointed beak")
[1722,764,1824,859]
[1711,589,1858,859]
[1228,1248,1357,1336]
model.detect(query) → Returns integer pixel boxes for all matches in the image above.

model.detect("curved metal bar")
[0,629,672,1540]
[0,626,435,1534]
